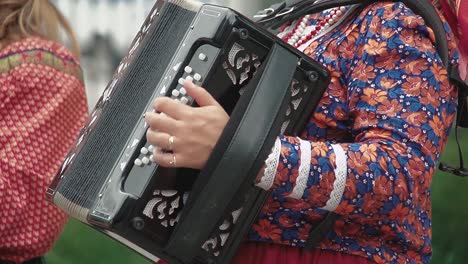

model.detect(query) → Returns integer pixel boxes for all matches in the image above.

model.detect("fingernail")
[143,113,146,119]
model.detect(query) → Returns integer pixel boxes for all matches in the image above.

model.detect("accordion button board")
[123,44,220,198]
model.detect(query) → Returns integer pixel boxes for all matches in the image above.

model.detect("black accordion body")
[47,0,330,263]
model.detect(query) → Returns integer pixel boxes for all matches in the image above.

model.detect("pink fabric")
[0,37,88,263]
[438,0,468,78]
[460,53,467,79]
[456,0,468,78]
[231,242,375,264]
[157,242,375,264]
[452,0,468,56]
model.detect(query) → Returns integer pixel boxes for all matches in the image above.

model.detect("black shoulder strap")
[449,66,468,128]
[439,66,468,177]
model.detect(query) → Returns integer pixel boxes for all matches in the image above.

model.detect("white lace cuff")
[320,144,348,212]
[288,138,312,199]
[256,137,282,190]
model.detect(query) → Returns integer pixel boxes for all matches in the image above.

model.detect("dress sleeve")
[256,3,458,220]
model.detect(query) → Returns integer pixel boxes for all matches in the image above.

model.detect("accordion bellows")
[47,0,330,263]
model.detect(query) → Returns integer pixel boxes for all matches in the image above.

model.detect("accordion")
[47,0,330,263]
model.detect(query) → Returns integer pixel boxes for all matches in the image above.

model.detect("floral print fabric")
[248,2,459,264]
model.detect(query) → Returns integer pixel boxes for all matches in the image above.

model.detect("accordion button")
[194,73,202,82]
[150,155,155,162]
[184,66,193,74]
[172,89,180,97]
[180,87,187,95]
[181,97,189,105]
[178,78,185,86]
[134,159,143,166]
[148,145,154,152]
[141,147,149,155]
[198,53,207,61]
[142,157,150,165]
[186,76,194,83]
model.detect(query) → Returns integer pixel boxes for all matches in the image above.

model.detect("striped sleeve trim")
[288,138,312,199]
[256,137,282,190]
[320,144,347,212]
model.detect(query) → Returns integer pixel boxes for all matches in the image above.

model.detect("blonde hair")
[0,0,80,57]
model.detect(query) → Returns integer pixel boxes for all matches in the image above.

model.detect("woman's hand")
[145,80,229,169]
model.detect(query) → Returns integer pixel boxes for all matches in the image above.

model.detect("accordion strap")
[304,212,340,250]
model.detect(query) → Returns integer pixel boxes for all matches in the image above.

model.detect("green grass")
[46,220,148,264]
[46,132,468,264]
[46,220,149,264]
[431,130,468,264]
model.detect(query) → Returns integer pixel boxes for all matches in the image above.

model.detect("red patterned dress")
[0,37,88,263]
[233,2,460,264]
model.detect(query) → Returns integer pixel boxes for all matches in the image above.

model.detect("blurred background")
[46,0,468,263]
[52,0,271,111]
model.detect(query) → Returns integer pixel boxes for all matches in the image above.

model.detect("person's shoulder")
[357,1,457,58]
[361,1,417,12]
[354,1,418,21]
[0,36,79,63]
[358,1,446,25]
[0,36,83,83]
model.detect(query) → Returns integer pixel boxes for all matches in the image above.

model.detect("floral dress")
[235,2,460,264]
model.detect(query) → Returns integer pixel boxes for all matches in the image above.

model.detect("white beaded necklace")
[285,6,347,48]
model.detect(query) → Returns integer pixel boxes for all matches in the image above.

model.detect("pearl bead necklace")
[285,6,347,48]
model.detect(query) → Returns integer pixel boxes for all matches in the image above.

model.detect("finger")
[153,97,192,120]
[153,150,184,168]
[145,112,179,134]
[184,80,221,107]
[146,130,178,151]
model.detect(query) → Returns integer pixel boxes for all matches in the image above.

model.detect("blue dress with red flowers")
[238,2,460,264]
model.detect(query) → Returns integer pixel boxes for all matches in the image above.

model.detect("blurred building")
[54,0,264,110]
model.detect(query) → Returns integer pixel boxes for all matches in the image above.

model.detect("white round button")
[198,53,207,61]
[140,147,149,155]
[178,78,185,85]
[181,97,189,105]
[142,157,150,165]
[148,145,154,152]
[184,66,193,74]
[134,159,143,166]
[172,89,180,97]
